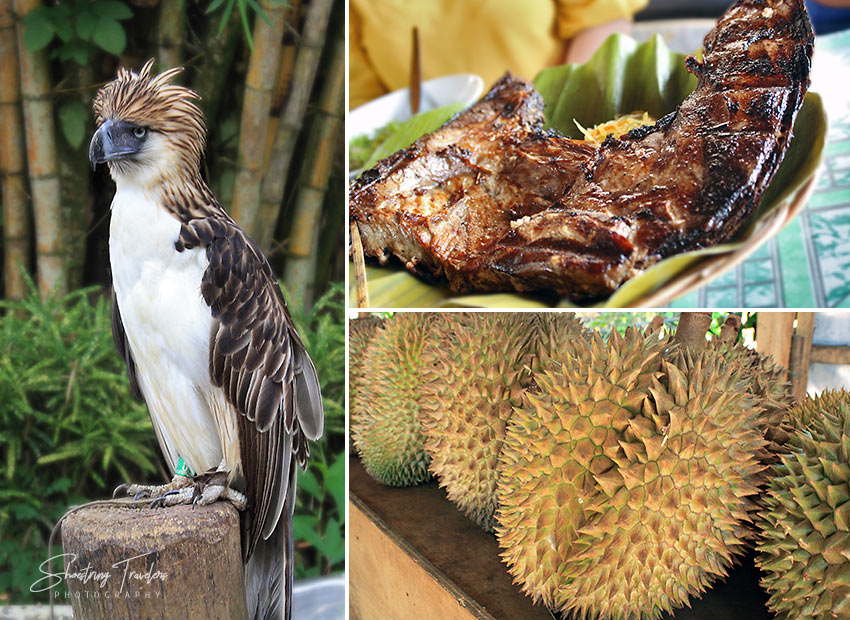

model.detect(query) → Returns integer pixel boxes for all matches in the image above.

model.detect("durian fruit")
[756,389,850,620]
[351,313,434,486]
[532,312,590,374]
[496,331,766,620]
[349,316,384,424]
[419,313,546,531]
[707,336,795,456]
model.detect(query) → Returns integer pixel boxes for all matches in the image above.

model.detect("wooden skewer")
[410,26,422,115]
[351,221,370,309]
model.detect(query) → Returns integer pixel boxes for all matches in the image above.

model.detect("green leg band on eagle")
[175,456,195,478]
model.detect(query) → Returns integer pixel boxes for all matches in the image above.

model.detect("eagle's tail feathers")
[245,460,296,620]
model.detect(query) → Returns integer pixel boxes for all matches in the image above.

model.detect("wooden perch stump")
[60,500,248,620]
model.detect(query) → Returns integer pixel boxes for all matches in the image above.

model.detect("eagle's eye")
[133,126,148,139]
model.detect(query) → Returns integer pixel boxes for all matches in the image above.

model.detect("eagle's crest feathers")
[93,58,205,172]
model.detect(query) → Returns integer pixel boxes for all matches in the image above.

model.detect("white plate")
[348,73,485,140]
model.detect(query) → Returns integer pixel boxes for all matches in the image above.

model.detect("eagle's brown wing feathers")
[177,214,323,558]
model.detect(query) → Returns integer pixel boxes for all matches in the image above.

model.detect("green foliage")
[707,311,744,342]
[284,282,345,436]
[294,446,345,577]
[0,278,345,601]
[0,274,157,603]
[285,282,345,576]
[22,0,133,61]
[584,312,679,337]
[22,0,133,149]
[58,100,88,149]
[206,0,288,50]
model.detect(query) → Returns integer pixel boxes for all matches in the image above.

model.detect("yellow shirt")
[350,0,648,109]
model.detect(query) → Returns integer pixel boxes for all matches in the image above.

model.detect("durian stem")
[718,314,741,344]
[674,312,711,352]
[645,315,664,336]
[790,312,815,402]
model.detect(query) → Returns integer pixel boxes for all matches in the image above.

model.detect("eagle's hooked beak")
[89,120,145,170]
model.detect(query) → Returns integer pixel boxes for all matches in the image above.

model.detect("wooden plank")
[755,312,796,373]
[349,456,552,620]
[791,312,815,401]
[810,344,850,366]
[350,498,490,620]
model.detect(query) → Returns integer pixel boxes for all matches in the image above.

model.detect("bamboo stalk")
[56,64,93,291]
[229,0,287,233]
[261,0,301,192]
[282,27,344,307]
[257,0,334,251]
[156,0,185,69]
[0,0,30,299]
[191,6,241,129]
[14,0,64,297]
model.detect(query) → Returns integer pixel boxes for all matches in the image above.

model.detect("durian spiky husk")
[532,313,590,375]
[497,332,766,620]
[496,327,665,615]
[349,316,384,432]
[707,338,795,456]
[756,388,850,620]
[351,313,434,486]
[419,313,588,531]
[419,313,538,531]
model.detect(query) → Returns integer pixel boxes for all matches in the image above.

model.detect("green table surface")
[671,28,850,308]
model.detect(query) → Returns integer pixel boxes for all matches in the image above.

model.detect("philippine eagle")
[89,59,323,620]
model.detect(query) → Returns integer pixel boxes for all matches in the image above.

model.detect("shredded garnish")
[575,111,656,147]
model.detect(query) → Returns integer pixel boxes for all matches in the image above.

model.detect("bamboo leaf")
[236,0,253,50]
[22,16,54,51]
[244,0,270,26]
[92,0,133,20]
[53,16,72,42]
[76,11,97,40]
[206,0,227,13]
[58,101,87,149]
[37,448,82,465]
[216,0,237,36]
[6,441,15,480]
[92,16,126,55]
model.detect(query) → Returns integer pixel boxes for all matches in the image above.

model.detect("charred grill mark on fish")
[349,0,813,301]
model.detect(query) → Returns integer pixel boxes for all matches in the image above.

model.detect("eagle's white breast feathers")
[109,186,240,478]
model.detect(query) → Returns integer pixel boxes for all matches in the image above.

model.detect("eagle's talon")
[113,483,130,499]
[133,490,151,501]
[192,494,203,509]
[149,489,180,508]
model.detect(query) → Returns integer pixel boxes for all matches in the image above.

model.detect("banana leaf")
[349,33,827,309]
[359,102,467,172]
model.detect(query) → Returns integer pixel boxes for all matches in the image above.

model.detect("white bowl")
[349,73,485,140]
